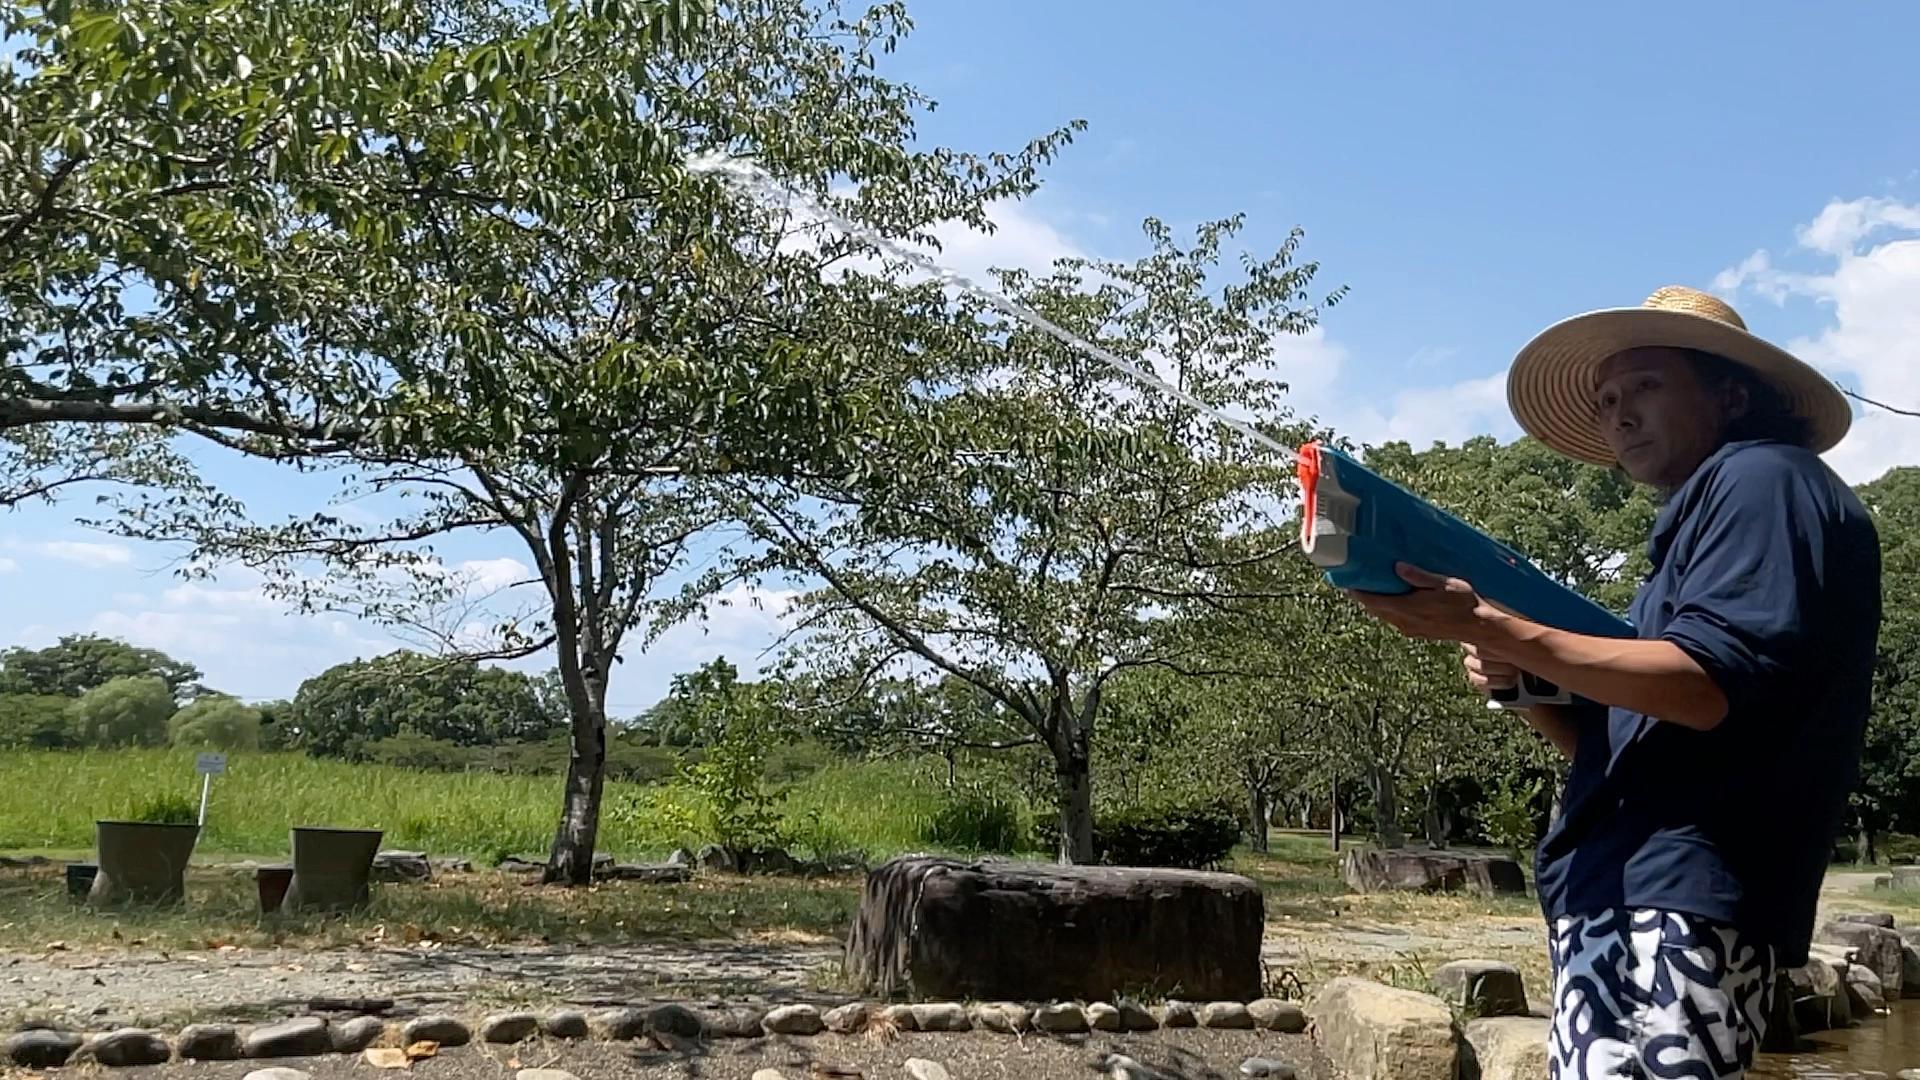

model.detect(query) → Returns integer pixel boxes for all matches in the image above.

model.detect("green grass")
[0,748,1021,862]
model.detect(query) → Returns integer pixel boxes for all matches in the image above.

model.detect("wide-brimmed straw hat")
[1507,285,1852,466]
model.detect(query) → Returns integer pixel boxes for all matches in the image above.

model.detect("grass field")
[0,748,1005,862]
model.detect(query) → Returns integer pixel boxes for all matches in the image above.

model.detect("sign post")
[195,752,227,827]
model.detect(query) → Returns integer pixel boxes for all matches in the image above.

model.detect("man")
[1348,285,1881,1079]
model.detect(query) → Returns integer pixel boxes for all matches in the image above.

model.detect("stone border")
[5,998,1312,1069]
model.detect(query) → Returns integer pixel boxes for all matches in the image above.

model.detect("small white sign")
[195,752,227,776]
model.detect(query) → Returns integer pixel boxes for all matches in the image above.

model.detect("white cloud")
[1714,195,1920,484]
[32,539,133,566]
[0,556,15,573]
[452,557,533,595]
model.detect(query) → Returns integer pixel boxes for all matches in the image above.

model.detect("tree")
[289,652,554,758]
[0,692,78,748]
[167,693,262,750]
[0,633,203,700]
[758,215,1341,862]
[1850,467,1920,859]
[97,0,1080,883]
[69,674,174,747]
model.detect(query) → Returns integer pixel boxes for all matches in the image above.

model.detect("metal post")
[198,773,211,827]
[1330,773,1339,852]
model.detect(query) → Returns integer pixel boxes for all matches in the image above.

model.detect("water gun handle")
[1295,441,1635,712]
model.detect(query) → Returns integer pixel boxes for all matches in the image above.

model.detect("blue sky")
[6,1,1919,707]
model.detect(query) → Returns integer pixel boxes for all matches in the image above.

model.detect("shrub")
[70,675,173,747]
[1033,793,1242,868]
[129,792,198,824]
[0,693,79,749]
[921,781,1027,853]
[367,732,473,772]
[168,695,263,751]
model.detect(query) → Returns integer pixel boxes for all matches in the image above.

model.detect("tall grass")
[0,749,1044,861]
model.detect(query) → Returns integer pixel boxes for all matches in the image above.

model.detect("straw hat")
[1506,285,1852,466]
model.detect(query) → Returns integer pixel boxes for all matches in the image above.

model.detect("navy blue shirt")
[1534,438,1881,966]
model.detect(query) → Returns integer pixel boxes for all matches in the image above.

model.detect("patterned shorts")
[1547,909,1776,1079]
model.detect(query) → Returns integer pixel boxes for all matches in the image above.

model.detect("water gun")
[1294,440,1635,709]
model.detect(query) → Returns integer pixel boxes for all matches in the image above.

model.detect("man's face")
[1594,347,1742,489]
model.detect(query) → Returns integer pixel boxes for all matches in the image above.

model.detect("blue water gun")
[1294,440,1635,709]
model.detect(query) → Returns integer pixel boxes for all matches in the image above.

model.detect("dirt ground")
[44,1029,1328,1080]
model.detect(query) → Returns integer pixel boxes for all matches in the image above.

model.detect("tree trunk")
[1370,761,1405,849]
[1052,732,1095,864]
[1422,781,1450,850]
[1246,784,1270,854]
[544,703,607,884]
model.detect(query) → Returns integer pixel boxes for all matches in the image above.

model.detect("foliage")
[288,652,558,759]
[1479,774,1545,857]
[1035,792,1241,869]
[1847,467,1920,853]
[69,674,175,747]
[766,213,1342,862]
[129,792,198,825]
[0,692,79,748]
[669,659,788,854]
[921,779,1028,853]
[0,634,202,700]
[166,694,262,750]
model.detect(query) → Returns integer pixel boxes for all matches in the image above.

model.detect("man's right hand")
[1463,642,1521,697]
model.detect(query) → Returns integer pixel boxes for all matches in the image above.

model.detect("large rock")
[76,1029,172,1067]
[1845,963,1886,1016]
[1818,920,1904,997]
[1461,1016,1550,1080]
[1307,977,1460,1080]
[842,856,1264,1001]
[370,851,432,883]
[1903,942,1920,1000]
[1433,959,1529,1017]
[1786,957,1849,1032]
[1341,848,1525,896]
[177,1023,245,1060]
[245,1018,331,1058]
[595,863,693,884]
[7,1029,83,1068]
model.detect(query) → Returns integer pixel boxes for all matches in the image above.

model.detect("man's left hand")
[1345,563,1506,644]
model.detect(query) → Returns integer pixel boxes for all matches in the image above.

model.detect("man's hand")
[1344,563,1508,645]
[1463,642,1521,696]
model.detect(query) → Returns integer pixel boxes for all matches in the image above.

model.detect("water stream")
[1756,1001,1920,1078]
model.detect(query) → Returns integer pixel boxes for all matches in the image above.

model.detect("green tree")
[289,652,554,758]
[1850,467,1920,859]
[0,692,78,748]
[0,634,203,700]
[70,674,174,747]
[760,216,1340,862]
[167,693,262,750]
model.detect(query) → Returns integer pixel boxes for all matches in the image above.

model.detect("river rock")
[1247,998,1307,1033]
[1846,963,1887,1015]
[910,1003,971,1032]
[597,862,693,883]
[7,1029,83,1068]
[592,1009,648,1040]
[905,1059,953,1080]
[1087,1003,1123,1031]
[823,1003,872,1034]
[1903,943,1920,1000]
[1100,1053,1162,1080]
[1820,919,1905,996]
[843,856,1264,1001]
[177,1023,244,1060]
[1433,959,1529,1017]
[971,1003,1030,1033]
[1239,1059,1298,1079]
[403,1015,471,1047]
[77,1029,172,1067]
[1032,1002,1089,1034]
[881,1004,918,1031]
[762,1004,824,1036]
[1308,977,1460,1080]
[371,850,432,882]
[540,1011,590,1039]
[1201,1002,1255,1029]
[1837,912,1897,928]
[1118,1001,1159,1031]
[1461,1015,1550,1080]
[481,1012,540,1044]
[330,1017,387,1052]
[1787,957,1849,1032]
[642,1004,704,1041]
[1341,849,1525,896]
[703,1008,767,1039]
[697,844,737,872]
[243,1069,312,1080]
[1156,1002,1198,1028]
[519,1071,582,1080]
[245,1017,331,1058]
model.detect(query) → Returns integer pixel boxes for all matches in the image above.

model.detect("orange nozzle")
[1297,440,1321,545]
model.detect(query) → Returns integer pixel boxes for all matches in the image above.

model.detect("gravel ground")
[59,1028,1329,1080]
[2,941,839,1029]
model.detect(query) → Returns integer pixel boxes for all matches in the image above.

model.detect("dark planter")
[89,821,200,905]
[281,827,383,913]
[255,864,293,913]
[65,862,98,900]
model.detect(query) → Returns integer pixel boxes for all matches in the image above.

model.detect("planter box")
[89,821,200,905]
[281,827,383,913]
[255,864,293,913]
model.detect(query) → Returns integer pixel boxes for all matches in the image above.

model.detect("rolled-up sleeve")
[1658,457,1820,720]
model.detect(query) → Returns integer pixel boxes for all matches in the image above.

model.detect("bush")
[71,675,174,747]
[367,732,473,771]
[0,693,79,749]
[921,782,1027,853]
[168,695,263,751]
[1033,793,1242,869]
[130,792,198,824]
